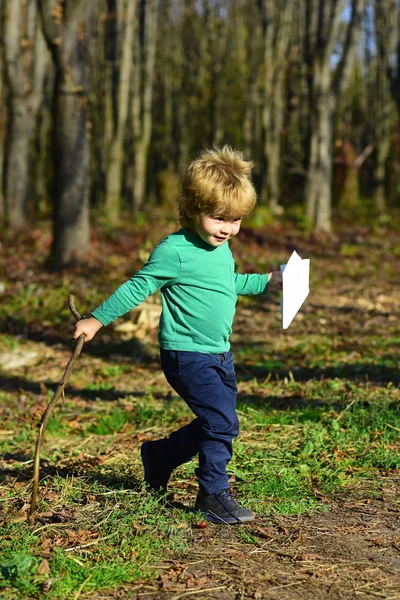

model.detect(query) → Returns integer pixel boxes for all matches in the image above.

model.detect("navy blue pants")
[160,350,239,495]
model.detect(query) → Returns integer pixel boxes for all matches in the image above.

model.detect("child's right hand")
[74,317,103,342]
[268,270,283,291]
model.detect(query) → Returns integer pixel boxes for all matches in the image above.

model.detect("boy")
[74,146,282,524]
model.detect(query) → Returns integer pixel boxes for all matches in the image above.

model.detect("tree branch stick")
[28,294,85,524]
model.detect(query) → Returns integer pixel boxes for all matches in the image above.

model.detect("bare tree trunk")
[258,0,294,214]
[0,8,6,222]
[373,0,397,211]
[34,84,53,218]
[132,0,159,212]
[39,0,95,267]
[304,0,364,231]
[372,69,394,211]
[204,0,228,146]
[375,0,400,111]
[3,0,48,229]
[306,88,335,228]
[230,0,262,161]
[175,0,197,173]
[105,0,135,223]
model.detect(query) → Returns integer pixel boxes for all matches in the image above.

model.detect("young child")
[74,146,282,524]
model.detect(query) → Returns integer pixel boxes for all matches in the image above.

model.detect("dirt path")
[92,476,400,600]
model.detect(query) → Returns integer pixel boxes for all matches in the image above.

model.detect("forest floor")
[0,213,400,599]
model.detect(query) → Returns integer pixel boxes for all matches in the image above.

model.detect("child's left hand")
[268,270,283,291]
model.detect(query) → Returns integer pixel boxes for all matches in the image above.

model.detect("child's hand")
[74,317,103,341]
[268,270,283,291]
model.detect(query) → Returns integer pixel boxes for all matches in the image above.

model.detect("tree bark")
[373,0,397,210]
[375,0,400,111]
[0,8,6,222]
[258,0,294,213]
[304,0,364,231]
[3,0,48,229]
[132,0,159,212]
[204,0,228,146]
[39,0,95,267]
[176,0,198,173]
[105,0,135,224]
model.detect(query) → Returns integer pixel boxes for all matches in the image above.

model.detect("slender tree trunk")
[304,0,364,231]
[307,103,335,229]
[243,86,257,159]
[175,0,197,173]
[305,61,335,230]
[264,65,286,214]
[132,0,159,212]
[177,102,189,174]
[373,149,388,211]
[373,0,397,211]
[6,100,36,228]
[375,0,400,111]
[0,11,6,222]
[39,0,95,267]
[205,0,228,146]
[372,78,393,212]
[258,0,293,213]
[105,0,136,223]
[34,101,52,217]
[3,0,48,229]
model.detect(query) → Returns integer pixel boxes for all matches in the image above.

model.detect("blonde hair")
[179,146,257,227]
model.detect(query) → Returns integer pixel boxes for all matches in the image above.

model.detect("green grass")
[0,483,192,598]
[1,336,399,598]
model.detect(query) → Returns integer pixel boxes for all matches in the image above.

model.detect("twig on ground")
[28,295,85,524]
[170,586,227,600]
[73,573,93,600]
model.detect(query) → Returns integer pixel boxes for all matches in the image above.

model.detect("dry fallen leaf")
[37,559,51,575]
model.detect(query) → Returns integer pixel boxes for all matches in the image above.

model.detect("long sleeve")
[92,240,181,326]
[234,272,269,296]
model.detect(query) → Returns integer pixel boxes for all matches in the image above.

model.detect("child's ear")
[185,208,195,219]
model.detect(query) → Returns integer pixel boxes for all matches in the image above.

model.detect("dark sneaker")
[195,489,255,524]
[140,440,172,493]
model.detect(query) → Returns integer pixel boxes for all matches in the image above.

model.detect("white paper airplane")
[280,251,310,329]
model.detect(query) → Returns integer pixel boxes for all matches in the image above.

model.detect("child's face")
[192,212,242,247]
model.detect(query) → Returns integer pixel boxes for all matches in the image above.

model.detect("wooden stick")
[28,295,85,524]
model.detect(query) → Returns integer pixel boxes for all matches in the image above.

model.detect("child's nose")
[220,223,231,235]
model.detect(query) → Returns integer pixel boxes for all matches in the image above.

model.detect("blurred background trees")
[0,0,399,265]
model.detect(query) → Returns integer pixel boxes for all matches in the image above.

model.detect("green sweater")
[92,228,270,353]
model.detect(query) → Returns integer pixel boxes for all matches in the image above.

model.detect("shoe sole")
[198,509,255,525]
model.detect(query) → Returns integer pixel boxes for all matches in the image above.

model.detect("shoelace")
[216,489,239,509]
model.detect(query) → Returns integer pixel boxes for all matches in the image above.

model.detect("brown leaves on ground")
[137,480,400,600]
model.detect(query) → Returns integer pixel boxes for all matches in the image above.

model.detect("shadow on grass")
[0,318,160,366]
[236,362,400,385]
[238,394,341,411]
[0,456,193,514]
[0,374,147,402]
[0,454,142,492]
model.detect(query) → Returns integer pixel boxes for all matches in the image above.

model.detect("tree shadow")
[0,455,142,492]
[0,455,193,515]
[238,394,338,411]
[0,317,160,365]
[236,361,400,385]
[0,373,149,402]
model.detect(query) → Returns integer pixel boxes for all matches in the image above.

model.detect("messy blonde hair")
[179,146,257,227]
